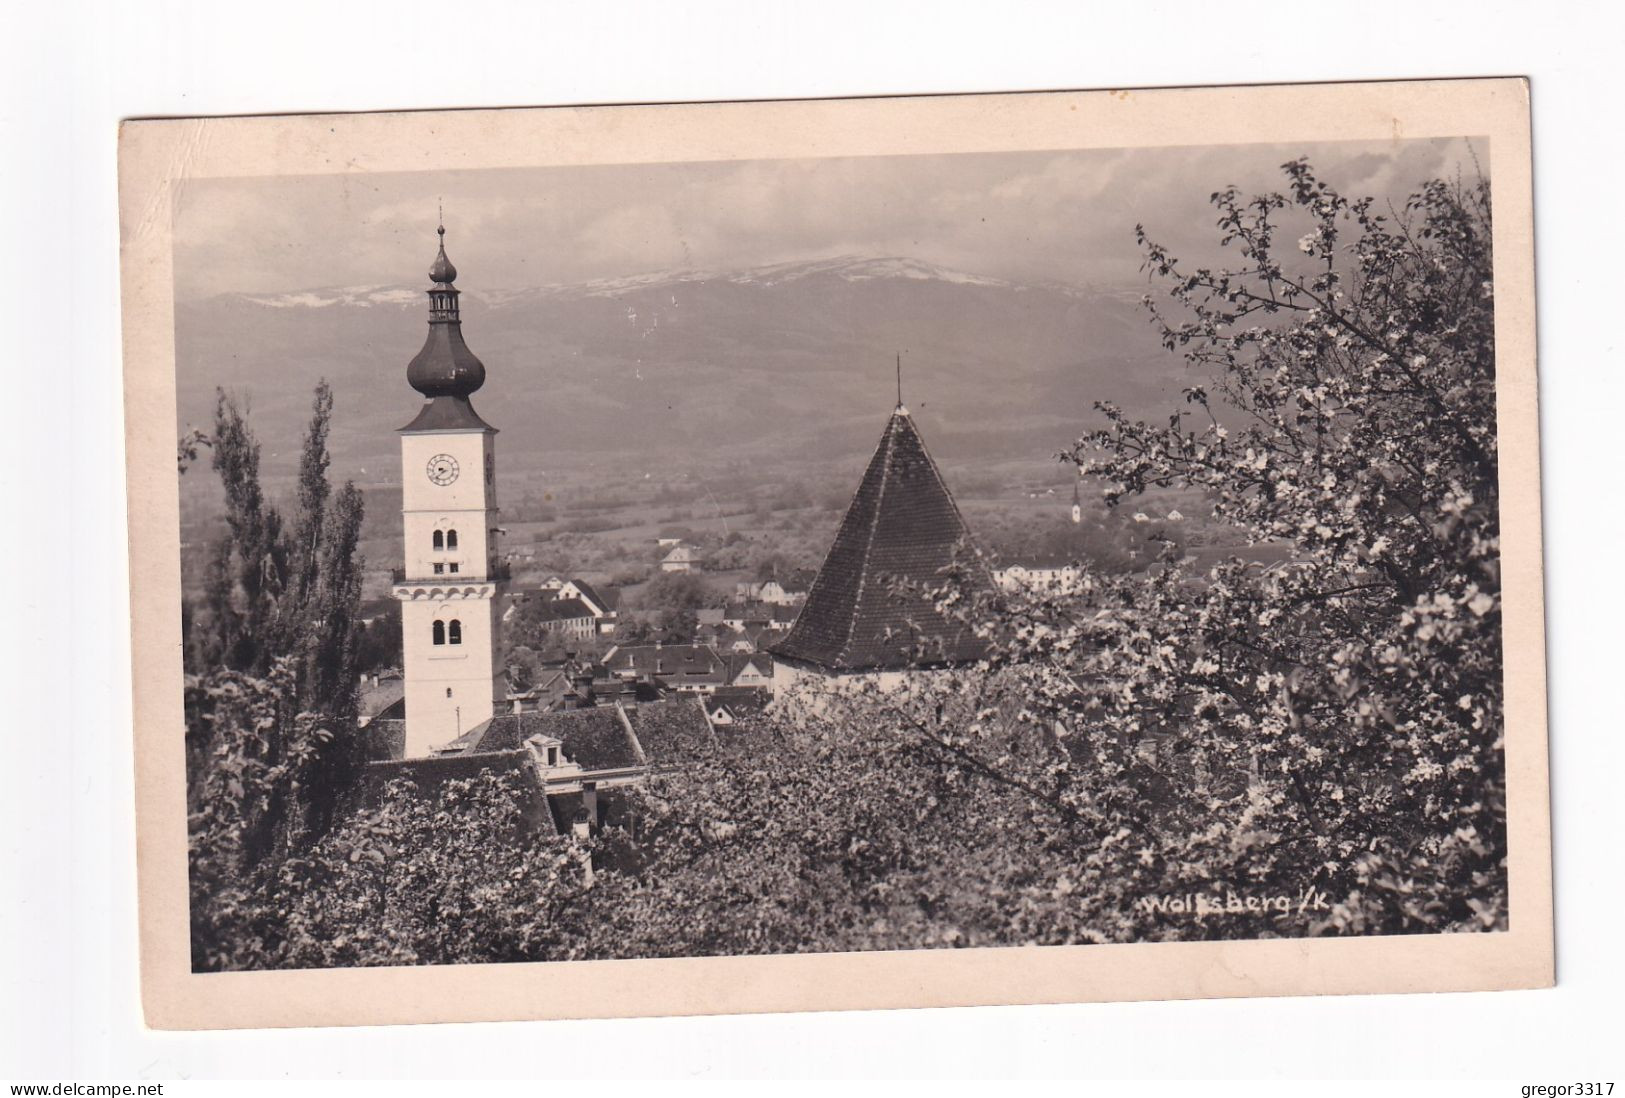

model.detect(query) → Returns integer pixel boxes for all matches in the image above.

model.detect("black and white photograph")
[115,81,1551,1027]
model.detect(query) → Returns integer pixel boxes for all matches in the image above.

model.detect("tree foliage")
[184,382,372,969]
[1045,160,1505,933]
[273,770,590,968]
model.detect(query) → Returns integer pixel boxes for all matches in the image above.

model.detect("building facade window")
[446,529,459,550]
[432,530,444,551]
[446,687,453,698]
[448,619,463,645]
[433,563,444,574]
[432,620,445,645]
[449,562,459,573]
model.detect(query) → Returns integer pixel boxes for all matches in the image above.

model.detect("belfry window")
[432,620,446,646]
[448,619,463,645]
[446,529,459,550]
[432,530,444,551]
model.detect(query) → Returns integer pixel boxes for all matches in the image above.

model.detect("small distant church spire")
[1071,471,1083,524]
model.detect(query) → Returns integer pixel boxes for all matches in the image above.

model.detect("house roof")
[565,579,618,613]
[608,644,725,682]
[710,685,770,705]
[724,652,774,683]
[591,678,663,705]
[770,408,994,672]
[532,597,594,623]
[369,694,407,722]
[506,669,570,700]
[452,707,643,770]
[662,546,701,563]
[627,698,716,763]
[361,680,407,721]
[997,550,1082,571]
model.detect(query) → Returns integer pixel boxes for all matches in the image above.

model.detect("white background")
[3,0,1621,1081]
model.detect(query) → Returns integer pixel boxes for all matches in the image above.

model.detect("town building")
[660,545,703,573]
[502,577,621,637]
[735,579,807,605]
[603,643,728,694]
[993,552,1085,593]
[528,597,598,639]
[724,652,774,689]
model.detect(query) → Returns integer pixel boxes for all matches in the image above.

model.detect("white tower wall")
[394,427,504,756]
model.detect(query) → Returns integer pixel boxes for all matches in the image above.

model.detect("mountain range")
[174,255,1195,489]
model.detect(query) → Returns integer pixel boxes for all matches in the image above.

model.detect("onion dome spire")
[401,216,493,432]
[405,218,486,400]
[428,221,458,285]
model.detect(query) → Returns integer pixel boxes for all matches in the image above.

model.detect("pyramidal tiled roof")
[770,407,993,672]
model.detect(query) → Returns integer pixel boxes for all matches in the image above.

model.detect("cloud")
[173,137,1485,300]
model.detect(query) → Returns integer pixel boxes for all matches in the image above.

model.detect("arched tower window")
[448,619,463,645]
[432,620,446,646]
[446,529,459,550]
[432,530,444,551]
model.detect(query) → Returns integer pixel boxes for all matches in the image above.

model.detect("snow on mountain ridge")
[239,285,421,309]
[220,256,1103,309]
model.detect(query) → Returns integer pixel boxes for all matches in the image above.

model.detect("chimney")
[581,782,599,829]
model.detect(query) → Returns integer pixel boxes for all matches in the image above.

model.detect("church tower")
[391,223,505,758]
[1071,471,1083,524]
[769,395,995,694]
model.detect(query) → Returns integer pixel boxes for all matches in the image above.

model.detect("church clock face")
[426,454,460,486]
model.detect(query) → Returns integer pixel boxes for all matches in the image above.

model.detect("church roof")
[398,394,495,433]
[769,407,994,672]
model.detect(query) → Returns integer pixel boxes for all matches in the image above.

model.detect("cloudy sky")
[173,136,1483,300]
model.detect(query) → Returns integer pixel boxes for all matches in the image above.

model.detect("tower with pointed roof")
[392,223,506,757]
[769,397,995,694]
